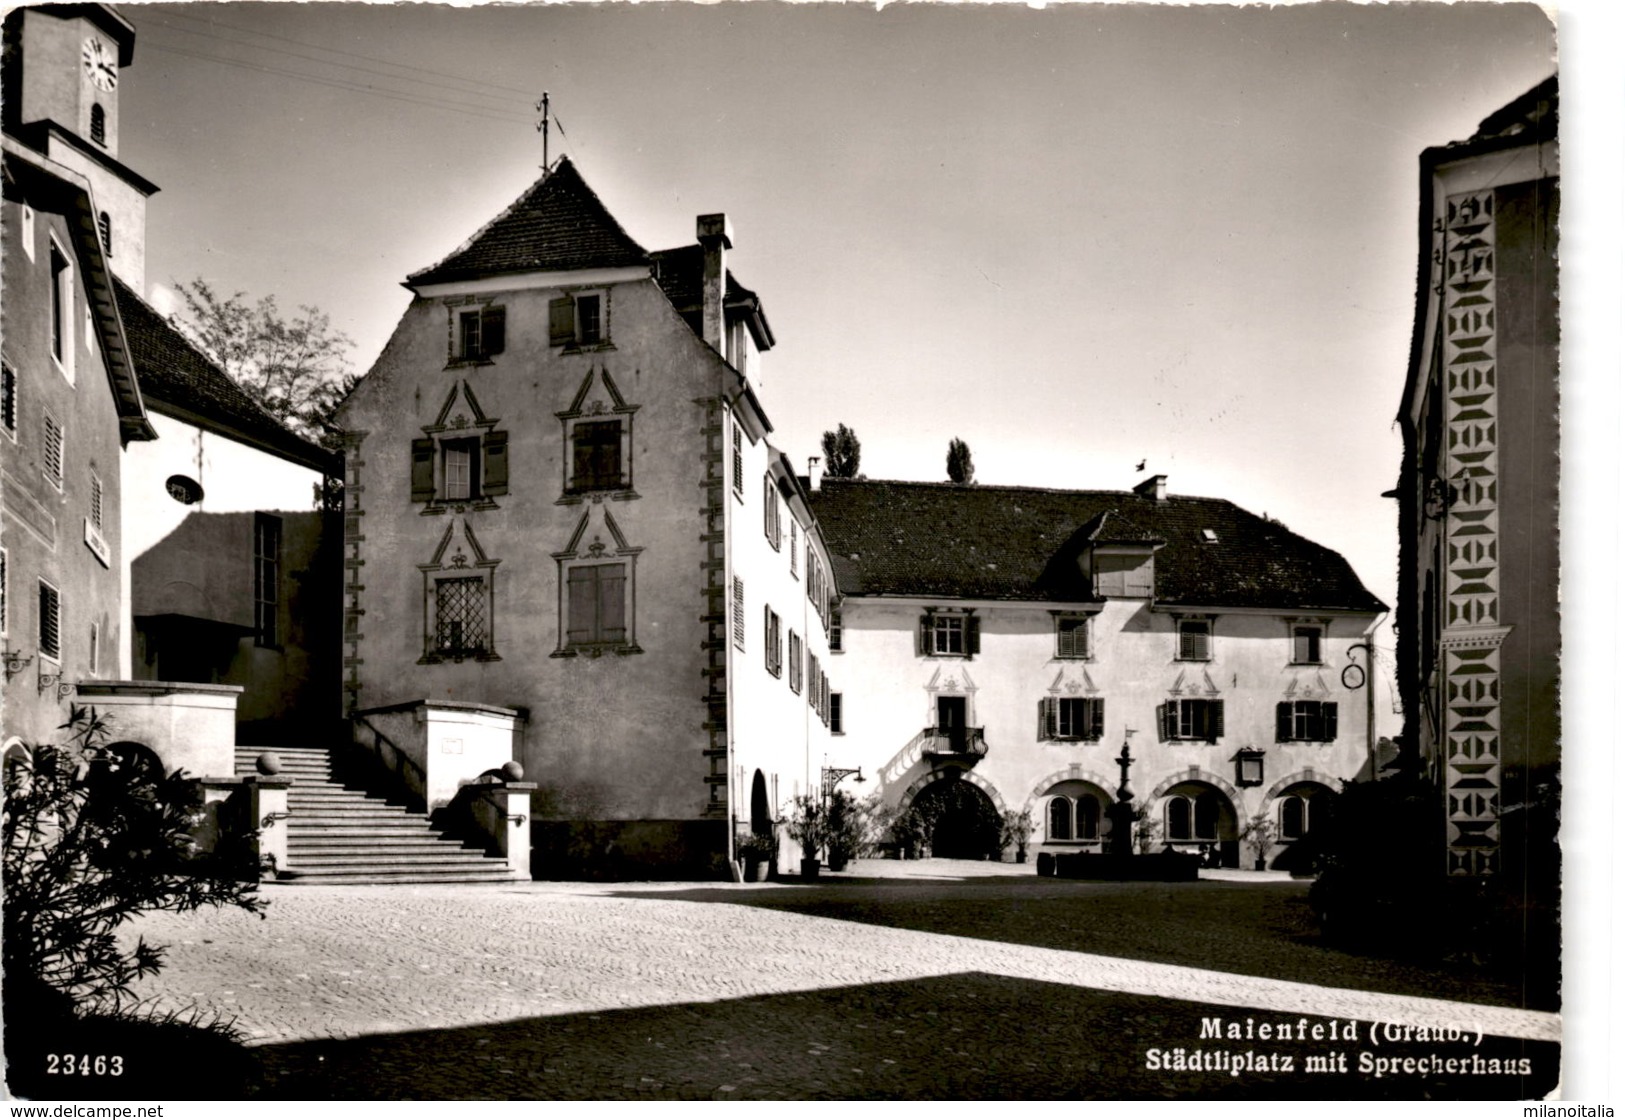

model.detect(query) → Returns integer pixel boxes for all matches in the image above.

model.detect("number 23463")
[47,1053,124,1076]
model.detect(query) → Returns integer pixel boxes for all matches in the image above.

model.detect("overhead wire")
[139,41,535,127]
[146,12,534,109]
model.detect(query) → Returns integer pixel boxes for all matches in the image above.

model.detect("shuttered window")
[549,292,607,347]
[1292,625,1323,664]
[829,692,843,735]
[43,413,64,489]
[38,579,61,661]
[732,577,746,650]
[456,306,505,361]
[1056,616,1090,658]
[567,564,627,648]
[762,607,781,676]
[1158,698,1224,743]
[731,424,744,494]
[411,432,508,503]
[920,611,979,657]
[1040,696,1105,741]
[1276,701,1338,743]
[1177,619,1211,661]
[788,632,803,693]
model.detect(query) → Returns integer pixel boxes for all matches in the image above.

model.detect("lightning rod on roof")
[536,91,550,172]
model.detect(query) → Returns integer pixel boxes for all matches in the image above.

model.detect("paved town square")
[120,863,1559,1100]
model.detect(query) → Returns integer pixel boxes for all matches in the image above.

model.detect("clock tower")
[2,4,157,288]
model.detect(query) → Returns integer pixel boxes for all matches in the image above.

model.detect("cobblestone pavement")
[114,866,1560,1099]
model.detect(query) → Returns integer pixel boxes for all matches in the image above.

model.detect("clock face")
[82,38,117,92]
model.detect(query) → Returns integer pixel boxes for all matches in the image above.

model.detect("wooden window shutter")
[549,296,575,345]
[482,306,506,355]
[1157,701,1171,742]
[566,567,595,645]
[966,613,981,656]
[599,565,627,642]
[1210,700,1225,742]
[918,614,931,656]
[1322,702,1338,742]
[1040,697,1058,740]
[1276,701,1292,742]
[1089,698,1105,741]
[411,438,436,501]
[482,430,509,495]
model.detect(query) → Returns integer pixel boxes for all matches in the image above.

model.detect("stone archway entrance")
[1159,779,1240,868]
[750,770,772,835]
[910,775,1002,860]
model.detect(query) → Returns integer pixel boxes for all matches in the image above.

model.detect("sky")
[114,0,1563,733]
[54,0,1625,1094]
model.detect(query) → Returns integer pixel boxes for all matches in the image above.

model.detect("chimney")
[696,213,733,354]
[808,456,824,492]
[1134,473,1167,503]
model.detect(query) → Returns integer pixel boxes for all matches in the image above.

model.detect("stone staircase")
[234,745,519,885]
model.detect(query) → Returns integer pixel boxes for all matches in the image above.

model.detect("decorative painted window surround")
[443,297,505,367]
[549,288,611,351]
[556,367,638,504]
[421,519,503,663]
[412,381,507,514]
[551,509,640,658]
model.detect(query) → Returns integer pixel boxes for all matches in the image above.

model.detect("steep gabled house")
[335,159,840,877]
[809,474,1386,868]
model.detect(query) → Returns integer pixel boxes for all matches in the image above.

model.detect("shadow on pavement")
[249,971,1558,1101]
[609,876,1550,1012]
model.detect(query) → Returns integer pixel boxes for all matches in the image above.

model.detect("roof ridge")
[406,156,649,286]
[818,476,1231,505]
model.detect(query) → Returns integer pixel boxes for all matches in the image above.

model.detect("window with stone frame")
[1040,696,1105,742]
[563,562,627,651]
[453,305,506,363]
[549,290,608,349]
[435,575,489,658]
[411,430,508,505]
[1276,700,1338,743]
[569,419,626,493]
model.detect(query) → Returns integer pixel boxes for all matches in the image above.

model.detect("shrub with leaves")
[2,707,266,1016]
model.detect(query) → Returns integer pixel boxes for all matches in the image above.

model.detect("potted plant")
[1000,807,1035,863]
[825,790,864,872]
[1241,811,1277,871]
[785,794,827,879]
[737,831,777,882]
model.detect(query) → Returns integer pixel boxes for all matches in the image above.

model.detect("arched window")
[90,104,106,146]
[1048,797,1073,841]
[1166,796,1192,841]
[1077,796,1100,840]
[1281,795,1308,839]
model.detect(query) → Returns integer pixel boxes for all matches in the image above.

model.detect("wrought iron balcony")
[922,726,987,761]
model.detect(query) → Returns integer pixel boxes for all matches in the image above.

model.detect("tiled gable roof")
[649,244,760,309]
[408,157,648,286]
[113,279,337,473]
[809,479,1384,613]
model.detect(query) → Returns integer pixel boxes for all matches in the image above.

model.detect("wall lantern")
[1232,748,1265,788]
